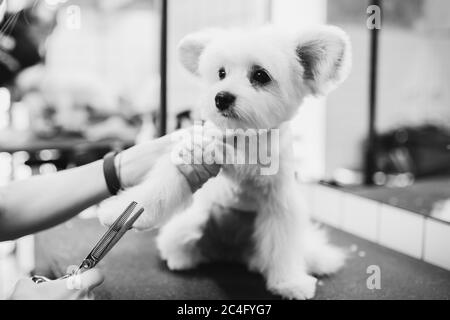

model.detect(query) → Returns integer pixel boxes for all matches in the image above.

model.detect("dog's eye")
[251,69,271,86]
[218,68,226,80]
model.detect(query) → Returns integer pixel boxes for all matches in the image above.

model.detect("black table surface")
[0,129,134,153]
[35,218,450,300]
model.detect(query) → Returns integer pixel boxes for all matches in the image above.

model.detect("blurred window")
[376,0,450,131]
[326,0,370,178]
[44,0,161,114]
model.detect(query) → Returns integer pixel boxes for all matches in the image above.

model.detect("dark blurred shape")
[372,125,450,179]
[175,110,192,129]
[365,0,380,185]
[0,7,56,86]
[159,0,168,136]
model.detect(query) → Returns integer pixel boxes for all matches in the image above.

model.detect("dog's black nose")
[215,91,236,111]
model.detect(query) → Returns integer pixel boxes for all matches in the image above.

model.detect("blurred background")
[0,0,449,299]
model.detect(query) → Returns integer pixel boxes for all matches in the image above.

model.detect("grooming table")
[34,218,450,300]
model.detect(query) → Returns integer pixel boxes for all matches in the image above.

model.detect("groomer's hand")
[117,126,223,190]
[117,134,177,189]
[9,268,104,300]
[174,129,223,193]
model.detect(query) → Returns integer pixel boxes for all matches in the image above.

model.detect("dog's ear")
[178,29,220,75]
[295,26,351,95]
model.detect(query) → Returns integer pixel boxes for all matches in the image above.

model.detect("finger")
[16,277,35,288]
[177,163,202,192]
[36,278,76,300]
[192,164,210,182]
[203,123,223,140]
[202,146,216,165]
[157,127,196,156]
[83,291,95,300]
[189,133,208,153]
[9,278,36,300]
[78,268,105,291]
[179,146,194,164]
[50,276,91,300]
[200,134,216,147]
[203,163,221,177]
[214,141,234,164]
[191,143,205,165]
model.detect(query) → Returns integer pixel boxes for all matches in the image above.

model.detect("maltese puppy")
[99,25,351,300]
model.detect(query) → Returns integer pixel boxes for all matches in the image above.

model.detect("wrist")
[116,147,150,189]
[113,151,136,189]
[117,137,175,189]
[115,148,136,189]
[114,152,123,186]
[103,151,122,196]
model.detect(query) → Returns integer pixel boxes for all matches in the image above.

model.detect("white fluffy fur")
[98,25,351,299]
[98,155,192,230]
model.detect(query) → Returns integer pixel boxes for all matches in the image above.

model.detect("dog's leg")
[98,155,193,230]
[303,225,347,276]
[250,181,318,300]
[156,174,234,270]
[156,201,210,271]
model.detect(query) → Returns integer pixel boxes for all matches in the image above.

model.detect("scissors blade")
[96,208,145,262]
[78,202,138,271]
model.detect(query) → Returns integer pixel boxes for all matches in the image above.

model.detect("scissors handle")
[31,274,71,284]
[31,202,144,284]
[31,275,52,284]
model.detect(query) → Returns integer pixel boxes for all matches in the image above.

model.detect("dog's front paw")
[163,250,201,271]
[157,228,204,271]
[268,274,317,300]
[306,244,347,276]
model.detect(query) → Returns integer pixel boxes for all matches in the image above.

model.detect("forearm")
[0,132,183,241]
[0,160,109,241]
[117,134,175,188]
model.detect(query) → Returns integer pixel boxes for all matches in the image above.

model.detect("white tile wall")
[379,204,425,259]
[307,184,450,270]
[342,193,380,242]
[424,219,450,270]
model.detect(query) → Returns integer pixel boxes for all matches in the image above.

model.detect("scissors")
[31,201,144,284]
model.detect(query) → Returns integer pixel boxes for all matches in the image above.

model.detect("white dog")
[99,25,351,299]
